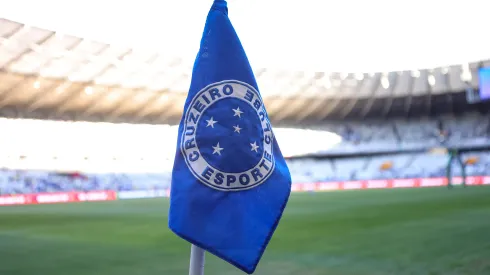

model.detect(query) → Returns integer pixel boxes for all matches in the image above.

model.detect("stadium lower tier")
[1,176,489,206]
[1,150,489,196]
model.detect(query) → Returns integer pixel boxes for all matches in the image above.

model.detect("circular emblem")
[181,80,275,191]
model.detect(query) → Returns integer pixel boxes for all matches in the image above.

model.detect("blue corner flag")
[168,0,291,273]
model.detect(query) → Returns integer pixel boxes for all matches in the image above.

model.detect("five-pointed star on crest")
[206,117,218,128]
[233,125,242,133]
[250,141,259,152]
[232,107,243,118]
[212,142,224,155]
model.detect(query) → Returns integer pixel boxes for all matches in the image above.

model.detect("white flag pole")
[189,244,205,275]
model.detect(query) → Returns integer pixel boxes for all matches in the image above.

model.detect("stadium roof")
[0,0,490,124]
[3,0,490,72]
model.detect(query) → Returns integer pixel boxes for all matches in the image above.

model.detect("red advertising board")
[0,195,28,206]
[0,176,488,206]
[291,176,489,192]
[0,190,116,206]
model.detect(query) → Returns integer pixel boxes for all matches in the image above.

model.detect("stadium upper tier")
[1,151,488,195]
[313,112,490,154]
[0,18,489,124]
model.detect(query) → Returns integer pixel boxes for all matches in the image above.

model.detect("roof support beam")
[272,74,321,121]
[381,77,398,116]
[78,86,114,116]
[264,98,289,120]
[340,98,359,119]
[105,88,146,121]
[382,96,394,116]
[105,63,162,122]
[26,81,69,112]
[425,89,433,116]
[0,29,54,70]
[0,22,25,40]
[52,44,115,115]
[360,77,383,117]
[294,95,332,123]
[403,96,413,118]
[24,38,85,112]
[0,77,31,108]
[133,74,190,122]
[340,80,365,118]
[403,75,416,118]
[0,32,58,108]
[443,72,453,115]
[317,98,342,120]
[131,90,170,121]
[154,95,185,122]
[79,52,156,117]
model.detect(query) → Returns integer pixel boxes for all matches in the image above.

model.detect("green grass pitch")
[1,187,489,275]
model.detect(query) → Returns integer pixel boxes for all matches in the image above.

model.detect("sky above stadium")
[1,0,489,72]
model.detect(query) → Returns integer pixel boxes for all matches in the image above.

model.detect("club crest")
[180,80,275,191]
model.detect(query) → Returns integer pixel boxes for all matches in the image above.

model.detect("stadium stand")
[320,113,490,154]
[0,170,170,195]
[287,152,489,184]
[0,111,489,196]
[1,150,489,195]
[1,110,489,196]
[0,18,489,198]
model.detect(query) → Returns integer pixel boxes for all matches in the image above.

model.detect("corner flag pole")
[189,244,205,275]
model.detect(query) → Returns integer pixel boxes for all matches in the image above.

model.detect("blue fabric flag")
[168,0,291,273]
